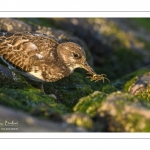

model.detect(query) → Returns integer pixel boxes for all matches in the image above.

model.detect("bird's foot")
[48,94,57,100]
[11,72,18,81]
[38,83,57,100]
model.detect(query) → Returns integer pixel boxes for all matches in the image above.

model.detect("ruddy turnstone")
[0,32,109,93]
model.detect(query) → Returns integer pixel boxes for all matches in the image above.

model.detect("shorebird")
[0,32,109,94]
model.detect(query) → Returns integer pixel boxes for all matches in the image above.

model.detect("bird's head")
[57,42,95,74]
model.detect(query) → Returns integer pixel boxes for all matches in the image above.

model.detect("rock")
[121,67,150,101]
[0,105,86,132]
[73,91,107,116]
[62,113,93,130]
[129,73,150,95]
[0,64,14,79]
[98,92,150,132]
[0,18,33,32]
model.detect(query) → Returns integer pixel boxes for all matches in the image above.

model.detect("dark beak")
[81,61,110,83]
[82,61,95,75]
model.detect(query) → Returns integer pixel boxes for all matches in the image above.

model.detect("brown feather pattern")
[0,32,77,82]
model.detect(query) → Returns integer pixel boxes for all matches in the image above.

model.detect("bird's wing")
[0,32,59,71]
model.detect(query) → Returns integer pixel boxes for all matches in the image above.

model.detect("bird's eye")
[73,53,80,58]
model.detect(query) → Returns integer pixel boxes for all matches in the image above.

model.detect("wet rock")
[0,64,22,88]
[127,71,150,101]
[0,64,14,79]
[129,73,150,95]
[98,92,150,132]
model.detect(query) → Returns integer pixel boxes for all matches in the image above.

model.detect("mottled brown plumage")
[0,32,109,93]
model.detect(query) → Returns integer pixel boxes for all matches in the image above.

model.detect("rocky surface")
[0,18,33,32]
[98,92,150,132]
[0,105,85,132]
[1,18,150,132]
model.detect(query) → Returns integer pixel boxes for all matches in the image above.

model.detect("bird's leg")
[38,82,57,100]
[39,82,45,93]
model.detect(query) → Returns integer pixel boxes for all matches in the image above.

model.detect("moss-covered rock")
[62,113,93,130]
[126,71,150,101]
[98,92,150,132]
[73,91,107,116]
[0,87,70,113]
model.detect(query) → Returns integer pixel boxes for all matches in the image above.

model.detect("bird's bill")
[82,61,95,75]
[82,61,110,83]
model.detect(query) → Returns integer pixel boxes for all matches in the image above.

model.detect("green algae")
[63,113,93,130]
[102,84,117,94]
[114,69,150,91]
[124,113,150,132]
[134,85,150,103]
[114,112,150,132]
[0,87,71,119]
[132,18,150,31]
[43,70,104,108]
[97,92,150,132]
[122,69,150,103]
[73,91,107,117]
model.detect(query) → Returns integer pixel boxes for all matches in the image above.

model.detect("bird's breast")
[26,63,71,82]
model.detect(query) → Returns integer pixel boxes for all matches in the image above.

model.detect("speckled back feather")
[0,32,59,72]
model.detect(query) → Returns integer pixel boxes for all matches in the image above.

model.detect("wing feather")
[0,32,59,71]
